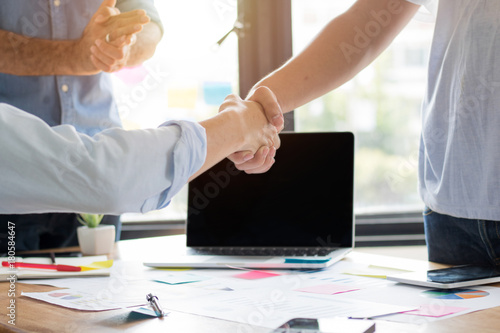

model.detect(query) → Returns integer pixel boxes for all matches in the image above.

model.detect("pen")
[146,293,165,317]
[1,261,82,272]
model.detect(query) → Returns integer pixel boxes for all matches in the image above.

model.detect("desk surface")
[2,236,499,333]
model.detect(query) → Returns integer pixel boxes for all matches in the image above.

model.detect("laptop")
[144,132,355,269]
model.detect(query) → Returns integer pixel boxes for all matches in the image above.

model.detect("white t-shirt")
[407,0,500,220]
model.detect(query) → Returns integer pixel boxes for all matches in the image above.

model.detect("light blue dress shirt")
[0,0,162,136]
[0,103,207,214]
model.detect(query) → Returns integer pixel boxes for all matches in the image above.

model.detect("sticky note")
[114,65,148,85]
[86,260,114,269]
[167,87,198,109]
[154,273,209,285]
[132,307,169,317]
[284,258,331,264]
[233,270,281,280]
[48,292,70,298]
[158,268,192,272]
[203,81,232,106]
[295,284,360,295]
[403,305,469,317]
[342,265,410,279]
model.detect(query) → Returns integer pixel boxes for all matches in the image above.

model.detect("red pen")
[2,261,81,272]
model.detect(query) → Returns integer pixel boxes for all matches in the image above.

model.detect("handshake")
[217,86,285,175]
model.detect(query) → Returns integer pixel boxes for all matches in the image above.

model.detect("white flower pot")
[77,225,116,255]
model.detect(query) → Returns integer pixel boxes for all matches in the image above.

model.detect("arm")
[0,97,278,214]
[0,0,148,76]
[232,0,420,172]
[0,29,88,76]
[253,0,420,113]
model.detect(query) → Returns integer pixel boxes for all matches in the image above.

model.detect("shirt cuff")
[140,120,207,213]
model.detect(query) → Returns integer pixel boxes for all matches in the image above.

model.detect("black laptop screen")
[187,132,354,248]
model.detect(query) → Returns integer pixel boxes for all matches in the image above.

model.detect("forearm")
[126,22,162,67]
[0,30,95,76]
[251,0,419,113]
[189,111,246,181]
[0,104,206,214]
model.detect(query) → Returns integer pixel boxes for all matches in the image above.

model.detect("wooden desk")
[1,236,499,333]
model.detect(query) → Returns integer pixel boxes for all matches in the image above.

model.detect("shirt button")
[61,84,69,93]
[54,0,61,7]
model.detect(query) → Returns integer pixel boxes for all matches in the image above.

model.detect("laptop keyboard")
[190,247,337,257]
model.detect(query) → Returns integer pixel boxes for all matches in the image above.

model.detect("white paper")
[21,288,145,311]
[19,257,500,328]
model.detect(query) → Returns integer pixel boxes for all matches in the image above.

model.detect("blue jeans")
[424,207,500,267]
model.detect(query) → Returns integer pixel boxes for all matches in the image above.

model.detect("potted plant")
[76,214,116,255]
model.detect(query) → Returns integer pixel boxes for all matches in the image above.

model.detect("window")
[292,0,435,214]
[113,0,239,224]
[117,0,435,245]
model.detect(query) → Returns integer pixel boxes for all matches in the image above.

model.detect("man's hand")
[227,86,284,174]
[77,0,149,74]
[90,31,140,73]
[190,92,281,181]
[220,93,281,154]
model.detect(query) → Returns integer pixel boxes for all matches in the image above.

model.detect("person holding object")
[0,0,162,248]
[230,0,500,267]
[0,86,281,252]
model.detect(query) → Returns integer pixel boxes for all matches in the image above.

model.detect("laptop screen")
[187,132,354,248]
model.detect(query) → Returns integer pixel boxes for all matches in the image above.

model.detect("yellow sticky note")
[167,87,198,109]
[80,260,114,271]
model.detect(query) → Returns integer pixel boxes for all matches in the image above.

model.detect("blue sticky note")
[203,81,233,106]
[284,258,332,264]
[154,273,209,285]
[132,307,169,317]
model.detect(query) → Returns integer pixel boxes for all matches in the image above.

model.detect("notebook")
[0,256,112,280]
[144,132,355,269]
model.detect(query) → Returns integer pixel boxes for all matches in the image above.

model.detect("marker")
[2,261,81,272]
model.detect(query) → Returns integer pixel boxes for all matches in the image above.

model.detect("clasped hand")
[79,0,149,73]
[221,87,285,174]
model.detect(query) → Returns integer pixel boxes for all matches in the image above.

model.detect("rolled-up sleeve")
[140,120,207,213]
[0,103,206,214]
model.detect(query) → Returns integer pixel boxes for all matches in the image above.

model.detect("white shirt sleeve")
[0,103,207,214]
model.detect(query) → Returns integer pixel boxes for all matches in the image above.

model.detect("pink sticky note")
[403,305,469,317]
[113,65,148,85]
[233,270,281,280]
[48,292,70,298]
[295,284,360,295]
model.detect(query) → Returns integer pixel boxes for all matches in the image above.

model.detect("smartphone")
[273,317,375,333]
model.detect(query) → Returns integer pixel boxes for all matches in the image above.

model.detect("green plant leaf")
[78,214,104,228]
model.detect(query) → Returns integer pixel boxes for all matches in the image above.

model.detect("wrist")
[235,102,270,152]
[70,39,99,75]
[224,109,249,151]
